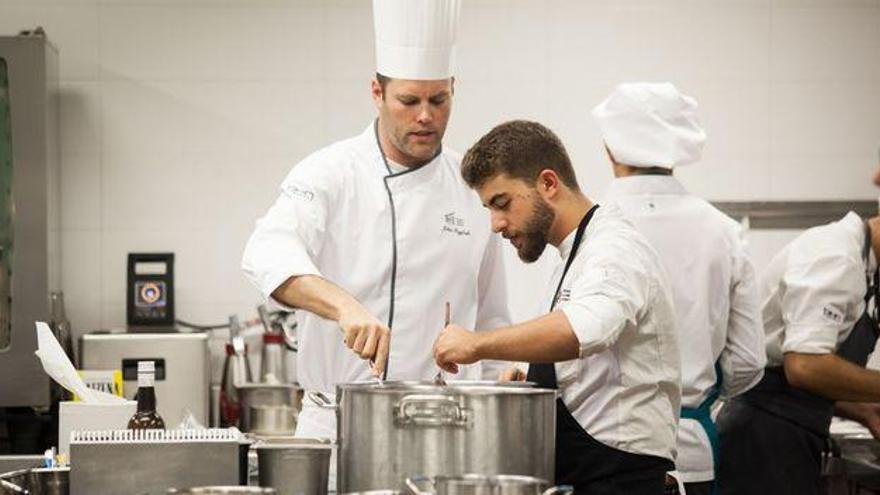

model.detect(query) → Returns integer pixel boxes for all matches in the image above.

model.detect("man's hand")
[338,302,390,376]
[433,324,481,374]
[498,366,527,382]
[836,401,880,440]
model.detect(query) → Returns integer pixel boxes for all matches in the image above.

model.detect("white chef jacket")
[242,122,511,392]
[603,175,766,482]
[763,211,877,367]
[550,204,681,461]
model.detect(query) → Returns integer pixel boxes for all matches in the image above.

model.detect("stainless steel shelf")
[712,201,877,230]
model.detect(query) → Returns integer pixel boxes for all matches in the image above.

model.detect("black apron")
[527,205,674,494]
[717,223,880,495]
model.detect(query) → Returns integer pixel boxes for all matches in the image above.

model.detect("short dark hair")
[376,73,390,94]
[461,120,580,190]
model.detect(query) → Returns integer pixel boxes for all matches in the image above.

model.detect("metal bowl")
[167,487,277,494]
[236,383,302,434]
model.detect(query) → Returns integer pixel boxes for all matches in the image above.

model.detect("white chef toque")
[592,82,707,169]
[373,0,462,80]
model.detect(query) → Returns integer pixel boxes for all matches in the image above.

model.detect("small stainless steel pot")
[236,383,302,434]
[167,487,277,494]
[254,437,333,495]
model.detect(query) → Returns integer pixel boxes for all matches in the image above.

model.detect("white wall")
[0,0,878,333]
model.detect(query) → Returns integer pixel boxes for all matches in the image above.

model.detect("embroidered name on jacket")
[822,305,844,324]
[441,212,471,236]
[554,288,572,307]
[283,182,315,203]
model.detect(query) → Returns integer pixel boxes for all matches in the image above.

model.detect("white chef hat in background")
[592,82,707,169]
[373,0,462,80]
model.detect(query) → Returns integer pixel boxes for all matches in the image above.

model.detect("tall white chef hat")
[373,0,462,80]
[592,82,707,169]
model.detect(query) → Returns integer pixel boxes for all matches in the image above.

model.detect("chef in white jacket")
[596,82,766,495]
[241,0,510,485]
[434,120,681,493]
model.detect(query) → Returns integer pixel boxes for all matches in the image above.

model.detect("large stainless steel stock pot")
[310,381,556,493]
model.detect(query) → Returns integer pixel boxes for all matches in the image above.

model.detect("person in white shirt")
[433,119,681,494]
[241,1,511,487]
[717,210,880,494]
[596,82,766,495]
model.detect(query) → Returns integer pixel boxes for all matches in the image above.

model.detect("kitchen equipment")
[80,331,210,426]
[259,333,286,384]
[314,381,556,493]
[249,405,296,436]
[254,438,333,495]
[70,428,241,494]
[220,316,255,427]
[27,467,68,495]
[167,487,277,494]
[0,469,29,495]
[0,31,60,409]
[236,383,301,435]
[127,252,175,329]
[0,467,69,495]
[406,475,572,495]
[0,456,43,474]
[433,302,451,386]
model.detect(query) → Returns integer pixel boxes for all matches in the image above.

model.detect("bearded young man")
[433,120,681,494]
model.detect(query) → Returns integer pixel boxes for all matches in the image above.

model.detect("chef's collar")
[604,174,687,199]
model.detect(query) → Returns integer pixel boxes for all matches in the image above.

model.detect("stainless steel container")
[0,467,69,495]
[167,488,277,494]
[237,383,302,435]
[407,475,571,495]
[324,381,556,493]
[26,467,69,495]
[255,438,333,495]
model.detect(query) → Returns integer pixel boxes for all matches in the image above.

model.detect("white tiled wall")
[1,0,878,332]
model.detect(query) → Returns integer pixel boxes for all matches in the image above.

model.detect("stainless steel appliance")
[255,438,332,495]
[406,475,572,495]
[315,381,556,493]
[69,429,240,494]
[236,383,301,435]
[0,30,60,408]
[80,332,210,427]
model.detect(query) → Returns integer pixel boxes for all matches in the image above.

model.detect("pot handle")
[405,475,435,494]
[306,391,337,410]
[394,394,470,427]
[0,478,27,494]
[542,485,574,495]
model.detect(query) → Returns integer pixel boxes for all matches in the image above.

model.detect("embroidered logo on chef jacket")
[554,288,572,307]
[441,212,471,236]
[822,305,844,324]
[283,182,315,203]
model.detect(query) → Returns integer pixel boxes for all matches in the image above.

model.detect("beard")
[514,196,555,263]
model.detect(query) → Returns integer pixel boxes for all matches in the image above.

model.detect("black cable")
[174,318,229,332]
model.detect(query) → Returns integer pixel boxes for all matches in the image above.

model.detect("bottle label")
[138,372,154,387]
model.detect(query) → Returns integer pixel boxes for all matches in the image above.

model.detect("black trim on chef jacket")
[717,220,880,495]
[373,119,442,381]
[527,204,673,494]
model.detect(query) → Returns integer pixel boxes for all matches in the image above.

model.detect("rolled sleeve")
[241,157,338,306]
[557,263,644,357]
[780,255,864,356]
[719,241,767,399]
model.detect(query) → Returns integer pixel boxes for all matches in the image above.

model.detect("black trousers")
[717,398,825,495]
[683,481,713,495]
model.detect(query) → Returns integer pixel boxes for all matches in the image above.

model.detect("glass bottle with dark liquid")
[128,360,166,430]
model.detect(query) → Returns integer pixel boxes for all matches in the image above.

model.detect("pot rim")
[253,437,333,450]
[235,382,301,390]
[336,380,555,396]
